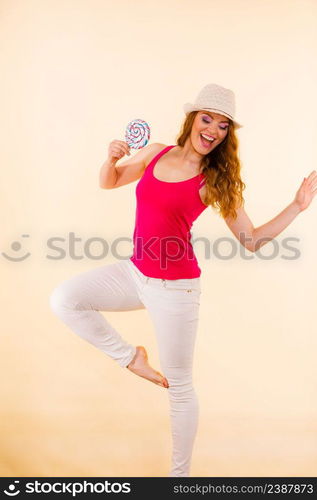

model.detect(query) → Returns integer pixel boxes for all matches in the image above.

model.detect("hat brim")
[183,103,243,129]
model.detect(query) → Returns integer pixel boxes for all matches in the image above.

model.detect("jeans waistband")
[126,259,201,289]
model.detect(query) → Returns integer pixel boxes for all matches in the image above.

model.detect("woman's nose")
[205,128,217,137]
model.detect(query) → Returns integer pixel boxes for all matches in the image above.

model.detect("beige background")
[1,0,316,477]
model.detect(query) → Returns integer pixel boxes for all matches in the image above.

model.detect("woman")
[49,83,317,477]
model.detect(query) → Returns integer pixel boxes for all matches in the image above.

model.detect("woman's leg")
[49,259,145,368]
[142,284,201,477]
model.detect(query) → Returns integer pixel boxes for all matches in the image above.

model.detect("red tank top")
[129,145,208,279]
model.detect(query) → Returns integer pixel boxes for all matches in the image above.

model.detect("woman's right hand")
[107,140,131,164]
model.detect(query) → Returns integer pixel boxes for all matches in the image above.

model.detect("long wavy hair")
[175,111,246,220]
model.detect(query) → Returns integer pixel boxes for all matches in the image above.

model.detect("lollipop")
[125,118,150,149]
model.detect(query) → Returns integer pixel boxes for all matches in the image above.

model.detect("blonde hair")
[175,111,246,220]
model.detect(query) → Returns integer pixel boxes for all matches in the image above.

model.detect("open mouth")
[200,134,215,148]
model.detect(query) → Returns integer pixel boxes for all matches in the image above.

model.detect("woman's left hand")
[293,170,317,212]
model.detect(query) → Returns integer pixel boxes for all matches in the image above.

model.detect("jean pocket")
[165,277,200,290]
[164,287,202,307]
[165,286,201,295]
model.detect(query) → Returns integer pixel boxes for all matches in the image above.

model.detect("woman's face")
[190,110,229,154]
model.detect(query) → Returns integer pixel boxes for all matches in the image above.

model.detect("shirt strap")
[199,175,206,187]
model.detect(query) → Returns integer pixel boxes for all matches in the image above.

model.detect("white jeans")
[49,258,202,477]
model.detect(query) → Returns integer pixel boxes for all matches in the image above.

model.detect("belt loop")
[146,277,149,283]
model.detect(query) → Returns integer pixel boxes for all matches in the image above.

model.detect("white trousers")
[49,258,202,477]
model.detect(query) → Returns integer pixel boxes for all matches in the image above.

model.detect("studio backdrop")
[1,0,316,477]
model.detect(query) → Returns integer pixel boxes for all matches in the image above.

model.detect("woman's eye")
[202,117,228,131]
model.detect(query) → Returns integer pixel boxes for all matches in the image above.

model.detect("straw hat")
[183,83,243,129]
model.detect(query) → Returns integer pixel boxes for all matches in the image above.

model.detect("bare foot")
[127,346,169,388]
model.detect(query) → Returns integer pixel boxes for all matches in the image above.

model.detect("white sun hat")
[183,83,243,129]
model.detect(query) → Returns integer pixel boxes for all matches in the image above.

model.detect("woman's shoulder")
[143,143,169,169]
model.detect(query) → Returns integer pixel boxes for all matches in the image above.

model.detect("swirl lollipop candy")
[125,119,150,149]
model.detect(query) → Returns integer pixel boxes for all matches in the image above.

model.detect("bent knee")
[49,282,79,314]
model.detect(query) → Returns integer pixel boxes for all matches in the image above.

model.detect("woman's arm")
[224,170,317,252]
[99,143,165,189]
